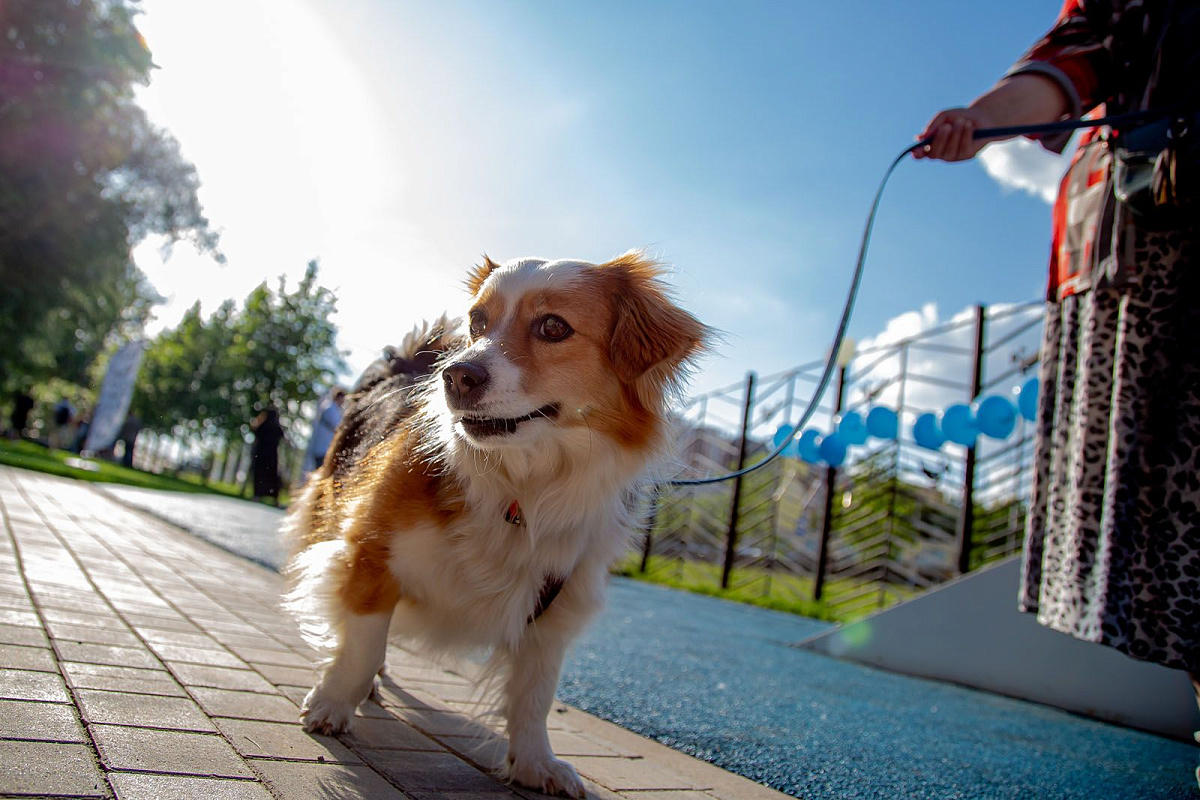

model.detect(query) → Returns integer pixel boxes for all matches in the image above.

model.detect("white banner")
[84,340,147,453]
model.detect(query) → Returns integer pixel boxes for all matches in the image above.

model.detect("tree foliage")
[0,0,220,388]
[132,261,346,443]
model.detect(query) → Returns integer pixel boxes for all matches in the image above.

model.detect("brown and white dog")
[282,251,707,797]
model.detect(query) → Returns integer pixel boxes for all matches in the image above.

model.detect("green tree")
[132,298,236,439]
[132,261,345,446]
[0,0,220,389]
[228,260,344,432]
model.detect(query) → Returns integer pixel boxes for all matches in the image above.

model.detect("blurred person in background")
[250,406,286,506]
[302,387,345,479]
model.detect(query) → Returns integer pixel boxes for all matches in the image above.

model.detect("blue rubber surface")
[103,486,1197,798]
[561,578,1198,800]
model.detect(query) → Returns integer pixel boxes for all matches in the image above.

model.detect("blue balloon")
[797,429,823,464]
[1018,376,1040,422]
[941,403,978,447]
[818,432,848,467]
[865,407,899,439]
[837,411,868,445]
[772,424,797,457]
[975,395,1017,439]
[912,413,945,451]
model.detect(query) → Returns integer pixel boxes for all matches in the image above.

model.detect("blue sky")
[133,0,1071,397]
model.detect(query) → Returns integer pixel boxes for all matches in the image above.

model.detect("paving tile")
[253,662,316,687]
[45,620,141,648]
[108,772,272,800]
[569,756,698,791]
[75,688,216,732]
[189,686,298,723]
[0,580,28,596]
[146,643,244,668]
[437,734,507,771]
[0,698,86,742]
[0,668,70,703]
[275,687,394,723]
[250,759,409,799]
[228,644,313,668]
[0,740,106,797]
[109,600,180,620]
[121,612,202,633]
[546,730,628,758]
[61,662,187,697]
[404,793,517,800]
[53,641,160,670]
[341,716,444,751]
[209,629,294,650]
[0,622,48,648]
[358,748,505,791]
[405,678,484,704]
[621,793,723,800]
[168,662,276,693]
[376,683,448,711]
[395,706,498,737]
[185,616,262,636]
[38,606,126,629]
[388,663,478,684]
[91,723,254,778]
[278,684,311,707]
[214,717,362,763]
[136,627,221,648]
[0,592,33,611]
[356,699,397,719]
[0,644,57,672]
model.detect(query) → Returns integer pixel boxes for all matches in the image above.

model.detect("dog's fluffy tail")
[351,314,463,395]
[281,538,347,656]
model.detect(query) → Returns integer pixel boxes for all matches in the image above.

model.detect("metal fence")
[639,300,1045,620]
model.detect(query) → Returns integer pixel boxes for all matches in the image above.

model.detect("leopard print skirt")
[1019,229,1200,672]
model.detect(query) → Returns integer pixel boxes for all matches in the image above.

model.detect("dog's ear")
[466,255,500,295]
[603,252,708,406]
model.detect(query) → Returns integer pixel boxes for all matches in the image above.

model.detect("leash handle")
[911,106,1188,152]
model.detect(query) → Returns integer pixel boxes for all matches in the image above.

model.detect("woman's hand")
[914,107,995,161]
[914,75,1072,162]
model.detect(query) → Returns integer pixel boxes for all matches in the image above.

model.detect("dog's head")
[438,251,707,454]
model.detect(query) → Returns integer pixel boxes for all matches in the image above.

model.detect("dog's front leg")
[502,629,586,799]
[301,610,390,735]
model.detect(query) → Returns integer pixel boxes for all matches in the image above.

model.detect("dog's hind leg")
[301,609,391,735]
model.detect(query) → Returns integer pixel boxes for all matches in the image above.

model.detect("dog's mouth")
[458,404,559,438]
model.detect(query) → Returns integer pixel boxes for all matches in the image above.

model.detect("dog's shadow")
[366,670,506,764]
[338,671,602,800]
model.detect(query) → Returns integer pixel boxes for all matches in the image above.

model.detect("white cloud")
[977,137,1072,205]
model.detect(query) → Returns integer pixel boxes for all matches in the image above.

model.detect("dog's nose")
[443,361,489,404]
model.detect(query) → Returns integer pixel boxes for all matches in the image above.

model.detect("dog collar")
[528,574,565,624]
[504,501,523,526]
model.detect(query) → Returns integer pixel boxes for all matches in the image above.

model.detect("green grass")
[613,554,920,623]
[0,438,279,503]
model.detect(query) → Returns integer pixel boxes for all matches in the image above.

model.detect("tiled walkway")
[0,466,786,800]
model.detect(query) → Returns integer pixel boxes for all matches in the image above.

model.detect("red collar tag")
[504,501,523,526]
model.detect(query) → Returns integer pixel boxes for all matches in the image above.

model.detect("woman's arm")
[914,73,1072,162]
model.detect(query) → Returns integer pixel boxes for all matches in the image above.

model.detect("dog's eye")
[469,309,488,338]
[537,315,573,342]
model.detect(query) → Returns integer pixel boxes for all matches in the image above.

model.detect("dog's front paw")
[507,754,586,798]
[299,686,356,735]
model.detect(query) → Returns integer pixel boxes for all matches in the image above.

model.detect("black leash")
[669,107,1183,488]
